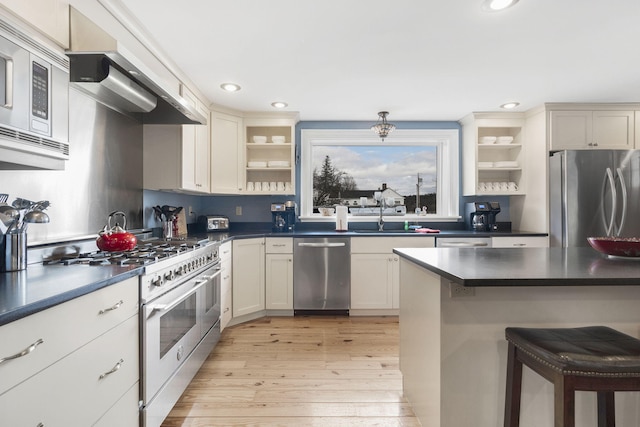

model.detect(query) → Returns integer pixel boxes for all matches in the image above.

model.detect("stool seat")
[506,326,640,376]
[504,326,640,427]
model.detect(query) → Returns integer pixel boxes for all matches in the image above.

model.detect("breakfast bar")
[394,247,640,427]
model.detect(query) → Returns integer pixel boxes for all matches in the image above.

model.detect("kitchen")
[2,0,640,426]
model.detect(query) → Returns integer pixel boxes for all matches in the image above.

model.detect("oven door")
[143,272,208,402]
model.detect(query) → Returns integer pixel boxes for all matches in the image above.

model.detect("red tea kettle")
[96,211,137,252]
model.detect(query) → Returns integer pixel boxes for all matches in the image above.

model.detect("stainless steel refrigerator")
[549,150,640,247]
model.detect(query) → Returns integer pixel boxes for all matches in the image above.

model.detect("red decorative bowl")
[587,237,640,257]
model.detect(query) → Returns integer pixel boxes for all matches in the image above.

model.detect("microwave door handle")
[2,57,12,108]
[601,167,617,237]
[614,167,628,236]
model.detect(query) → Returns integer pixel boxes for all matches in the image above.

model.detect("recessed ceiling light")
[271,101,288,109]
[500,102,520,109]
[220,83,241,92]
[482,0,519,12]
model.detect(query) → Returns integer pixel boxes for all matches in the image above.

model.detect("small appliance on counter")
[199,215,230,232]
[468,201,501,231]
[271,201,296,232]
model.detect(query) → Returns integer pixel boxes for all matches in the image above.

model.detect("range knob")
[175,265,184,276]
[164,270,175,281]
[150,275,163,287]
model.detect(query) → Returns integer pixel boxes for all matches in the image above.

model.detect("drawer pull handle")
[37,423,44,427]
[513,243,526,247]
[272,244,286,247]
[0,338,44,365]
[223,307,230,313]
[99,358,124,379]
[98,300,124,315]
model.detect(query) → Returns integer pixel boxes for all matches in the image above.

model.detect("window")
[300,129,460,220]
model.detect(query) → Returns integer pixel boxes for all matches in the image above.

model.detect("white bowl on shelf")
[271,136,286,144]
[252,136,267,144]
[479,136,497,144]
[496,136,514,144]
[319,207,335,216]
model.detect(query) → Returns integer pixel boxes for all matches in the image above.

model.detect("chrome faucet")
[378,197,385,231]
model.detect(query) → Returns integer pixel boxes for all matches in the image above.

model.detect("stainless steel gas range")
[43,237,221,427]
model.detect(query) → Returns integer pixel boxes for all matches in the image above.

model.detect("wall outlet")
[235,206,242,216]
[449,282,475,298]
[188,206,194,216]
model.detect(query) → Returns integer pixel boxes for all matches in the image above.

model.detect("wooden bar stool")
[504,326,640,427]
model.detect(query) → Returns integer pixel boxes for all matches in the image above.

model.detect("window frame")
[299,128,460,221]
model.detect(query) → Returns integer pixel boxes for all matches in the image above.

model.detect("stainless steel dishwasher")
[293,237,350,315]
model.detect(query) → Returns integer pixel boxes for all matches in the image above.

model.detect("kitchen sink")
[353,229,415,234]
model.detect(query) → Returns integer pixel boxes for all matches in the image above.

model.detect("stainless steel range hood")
[66,8,206,125]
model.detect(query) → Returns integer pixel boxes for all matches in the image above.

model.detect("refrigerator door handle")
[614,167,628,236]
[601,167,617,237]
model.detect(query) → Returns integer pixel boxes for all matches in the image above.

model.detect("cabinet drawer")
[0,277,138,395]
[0,315,139,426]
[351,236,435,253]
[491,236,548,248]
[265,237,293,253]
[93,382,140,427]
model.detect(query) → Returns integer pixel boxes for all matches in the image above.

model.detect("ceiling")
[120,0,640,121]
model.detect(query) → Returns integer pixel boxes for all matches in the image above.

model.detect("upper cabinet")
[0,0,69,48]
[460,113,526,197]
[243,114,298,195]
[143,85,211,194]
[211,109,244,194]
[548,105,635,150]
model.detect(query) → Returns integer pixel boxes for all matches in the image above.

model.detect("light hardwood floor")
[161,316,420,426]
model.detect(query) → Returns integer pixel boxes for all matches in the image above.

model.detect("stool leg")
[597,392,615,427]
[504,342,523,427]
[554,376,575,427]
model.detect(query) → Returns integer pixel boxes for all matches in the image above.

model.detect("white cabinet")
[350,237,435,311]
[549,109,635,150]
[211,109,244,194]
[491,236,548,248]
[232,238,265,318]
[244,114,298,195]
[460,113,526,196]
[0,278,139,426]
[143,86,211,194]
[0,0,70,48]
[265,238,293,311]
[219,241,233,331]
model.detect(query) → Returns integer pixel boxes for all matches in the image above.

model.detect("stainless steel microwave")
[0,16,69,169]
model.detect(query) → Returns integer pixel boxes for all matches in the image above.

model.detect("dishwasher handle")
[297,242,346,248]
[437,241,489,247]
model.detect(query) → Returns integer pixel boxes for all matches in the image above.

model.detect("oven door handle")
[150,269,221,313]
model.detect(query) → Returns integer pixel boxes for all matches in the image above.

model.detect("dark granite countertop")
[393,247,640,287]
[0,227,546,327]
[0,264,141,327]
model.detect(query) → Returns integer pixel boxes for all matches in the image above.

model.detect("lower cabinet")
[265,238,294,311]
[350,237,435,311]
[232,238,265,317]
[0,277,139,427]
[220,241,233,331]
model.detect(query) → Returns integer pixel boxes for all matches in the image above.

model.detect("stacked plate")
[479,136,496,144]
[496,136,514,144]
[247,161,267,168]
[478,161,494,168]
[267,160,290,168]
[494,160,518,168]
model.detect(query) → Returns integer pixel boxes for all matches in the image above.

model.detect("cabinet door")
[220,257,232,330]
[265,254,293,310]
[350,254,394,309]
[211,111,244,194]
[232,238,265,317]
[592,110,634,149]
[549,110,591,150]
[194,101,211,192]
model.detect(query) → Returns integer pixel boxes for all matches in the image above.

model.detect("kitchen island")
[394,247,640,427]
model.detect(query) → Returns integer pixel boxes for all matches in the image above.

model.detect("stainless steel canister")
[1,231,27,272]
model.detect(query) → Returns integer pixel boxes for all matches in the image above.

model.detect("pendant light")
[371,111,396,141]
